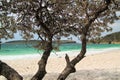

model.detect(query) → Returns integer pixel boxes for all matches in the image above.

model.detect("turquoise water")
[0,43,120,55]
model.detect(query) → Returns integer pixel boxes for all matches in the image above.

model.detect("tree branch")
[0,61,23,80]
[58,1,112,80]
[65,54,70,65]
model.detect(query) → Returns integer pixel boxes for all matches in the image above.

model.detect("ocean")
[0,43,120,56]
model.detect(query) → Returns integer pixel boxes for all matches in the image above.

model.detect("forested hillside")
[89,32,120,44]
[102,32,120,43]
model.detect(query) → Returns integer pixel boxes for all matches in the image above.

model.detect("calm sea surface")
[0,43,120,56]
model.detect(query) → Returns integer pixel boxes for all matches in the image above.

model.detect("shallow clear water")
[0,43,120,56]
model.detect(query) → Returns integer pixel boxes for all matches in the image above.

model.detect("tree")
[0,39,1,49]
[0,0,72,80]
[0,0,119,80]
[0,1,23,79]
[0,61,23,80]
[57,0,119,80]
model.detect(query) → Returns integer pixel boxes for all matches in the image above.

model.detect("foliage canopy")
[0,0,119,42]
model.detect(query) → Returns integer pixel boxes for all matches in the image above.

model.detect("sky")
[1,12,120,43]
[102,20,120,36]
[1,20,120,43]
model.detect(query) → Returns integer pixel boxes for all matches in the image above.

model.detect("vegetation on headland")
[88,32,120,44]
[5,40,76,44]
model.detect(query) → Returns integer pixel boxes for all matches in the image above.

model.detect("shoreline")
[0,49,120,80]
[0,48,119,60]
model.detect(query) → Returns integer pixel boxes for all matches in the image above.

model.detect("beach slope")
[0,49,120,80]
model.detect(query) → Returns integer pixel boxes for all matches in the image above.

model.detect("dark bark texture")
[57,34,87,80]
[0,41,1,49]
[31,41,53,80]
[0,61,23,80]
[57,2,111,80]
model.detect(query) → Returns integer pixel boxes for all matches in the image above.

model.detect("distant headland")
[5,40,76,44]
[88,31,120,44]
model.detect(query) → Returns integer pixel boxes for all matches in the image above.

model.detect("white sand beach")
[0,49,120,80]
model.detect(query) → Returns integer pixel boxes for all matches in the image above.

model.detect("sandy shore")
[0,49,120,80]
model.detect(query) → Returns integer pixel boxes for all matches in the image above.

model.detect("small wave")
[0,47,119,60]
[0,54,41,60]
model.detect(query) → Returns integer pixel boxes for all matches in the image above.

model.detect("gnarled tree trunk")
[0,60,23,80]
[31,40,53,80]
[0,40,1,50]
[57,33,87,80]
[57,1,111,80]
